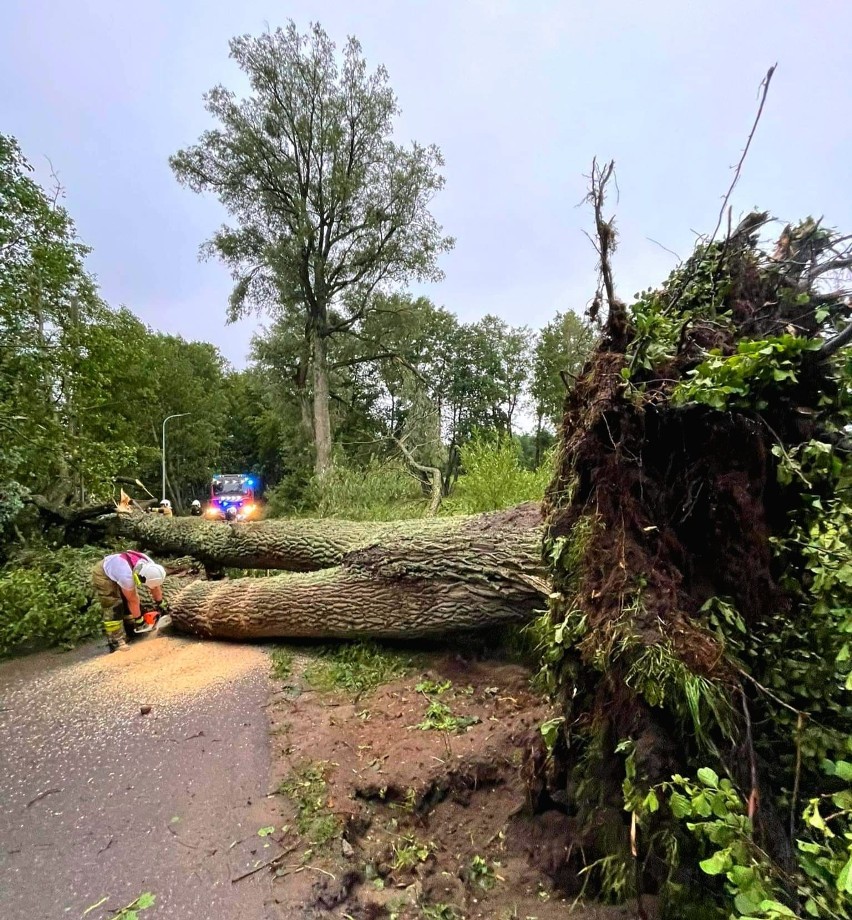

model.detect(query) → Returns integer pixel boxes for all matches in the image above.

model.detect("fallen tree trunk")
[116,506,544,573]
[171,565,539,640]
[125,504,548,639]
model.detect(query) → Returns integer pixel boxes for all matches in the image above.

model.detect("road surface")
[0,635,280,919]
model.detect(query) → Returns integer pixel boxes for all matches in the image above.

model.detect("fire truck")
[205,473,261,521]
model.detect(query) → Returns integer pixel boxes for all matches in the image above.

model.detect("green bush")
[268,458,427,521]
[444,437,551,514]
[0,546,102,656]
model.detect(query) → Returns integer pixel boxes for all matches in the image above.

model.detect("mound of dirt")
[264,648,656,919]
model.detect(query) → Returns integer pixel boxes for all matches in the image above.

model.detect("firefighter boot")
[104,618,129,652]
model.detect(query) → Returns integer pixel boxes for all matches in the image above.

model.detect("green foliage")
[645,764,852,919]
[0,131,243,538]
[625,240,733,374]
[274,458,427,521]
[443,437,551,514]
[270,646,294,680]
[303,640,411,694]
[672,335,820,410]
[468,854,497,891]
[112,892,156,920]
[391,834,432,871]
[171,22,453,473]
[414,678,452,696]
[531,310,596,429]
[0,545,102,656]
[414,699,480,733]
[421,904,461,920]
[279,762,341,848]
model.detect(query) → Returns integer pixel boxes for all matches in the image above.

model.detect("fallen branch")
[709,64,776,244]
[231,842,299,883]
[25,788,61,808]
[817,319,852,360]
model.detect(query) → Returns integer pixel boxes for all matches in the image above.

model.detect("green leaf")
[257,826,275,837]
[699,849,729,875]
[643,790,659,813]
[835,760,852,782]
[697,767,719,788]
[837,854,852,893]
[757,900,795,916]
[693,792,713,817]
[539,717,564,752]
[670,792,691,818]
[734,890,761,915]
[135,893,155,909]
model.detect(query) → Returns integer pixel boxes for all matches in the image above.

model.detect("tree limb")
[818,320,852,360]
[394,436,443,516]
[710,64,776,244]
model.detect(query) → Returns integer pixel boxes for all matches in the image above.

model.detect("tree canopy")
[170,21,454,475]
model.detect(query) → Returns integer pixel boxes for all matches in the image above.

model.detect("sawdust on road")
[0,635,280,920]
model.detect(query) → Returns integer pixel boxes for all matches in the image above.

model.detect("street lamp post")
[162,413,190,504]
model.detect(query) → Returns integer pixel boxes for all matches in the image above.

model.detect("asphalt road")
[0,635,280,920]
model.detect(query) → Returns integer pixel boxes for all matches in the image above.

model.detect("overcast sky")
[3,0,851,367]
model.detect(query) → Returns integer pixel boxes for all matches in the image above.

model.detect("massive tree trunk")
[119,504,547,639]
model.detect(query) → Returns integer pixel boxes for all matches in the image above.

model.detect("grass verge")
[304,640,412,694]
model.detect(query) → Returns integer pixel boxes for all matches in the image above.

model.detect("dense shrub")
[0,545,102,656]
[443,438,551,514]
[267,458,427,521]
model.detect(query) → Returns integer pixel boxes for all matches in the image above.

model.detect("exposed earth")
[0,634,652,919]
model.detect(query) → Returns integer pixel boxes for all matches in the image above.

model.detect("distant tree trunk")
[294,345,314,442]
[534,409,543,467]
[312,330,333,477]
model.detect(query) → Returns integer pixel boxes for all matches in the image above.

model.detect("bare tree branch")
[710,64,776,244]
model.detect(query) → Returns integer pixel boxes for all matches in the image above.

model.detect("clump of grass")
[415,699,480,733]
[270,645,295,680]
[304,640,411,694]
[279,761,341,848]
[468,854,497,890]
[414,678,452,695]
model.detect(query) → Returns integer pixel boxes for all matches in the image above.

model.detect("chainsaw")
[134,605,173,635]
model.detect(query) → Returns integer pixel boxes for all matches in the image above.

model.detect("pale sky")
[2,0,851,366]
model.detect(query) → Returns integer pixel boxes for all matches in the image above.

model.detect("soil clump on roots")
[536,205,852,915]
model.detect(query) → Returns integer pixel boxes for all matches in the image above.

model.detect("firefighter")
[190,499,202,516]
[159,499,173,517]
[91,551,170,652]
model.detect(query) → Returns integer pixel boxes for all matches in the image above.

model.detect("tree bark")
[171,562,540,640]
[116,504,547,640]
[312,330,333,477]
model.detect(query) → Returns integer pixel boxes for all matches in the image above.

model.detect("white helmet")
[191,499,201,508]
[135,560,166,588]
[160,499,172,508]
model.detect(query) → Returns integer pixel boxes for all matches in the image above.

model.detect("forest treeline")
[0,130,592,542]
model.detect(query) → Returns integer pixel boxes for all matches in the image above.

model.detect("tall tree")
[170,22,453,476]
[530,310,595,461]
